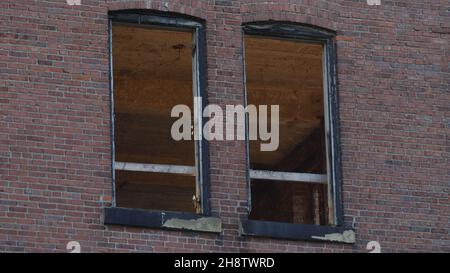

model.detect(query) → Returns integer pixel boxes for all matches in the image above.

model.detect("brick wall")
[0,0,448,252]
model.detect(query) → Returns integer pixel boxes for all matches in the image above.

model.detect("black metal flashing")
[241,220,354,244]
[104,207,222,234]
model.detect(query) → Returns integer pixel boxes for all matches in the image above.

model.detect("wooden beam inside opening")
[250,170,327,184]
[115,162,195,176]
[115,162,327,184]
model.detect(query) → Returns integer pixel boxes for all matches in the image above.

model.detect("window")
[242,22,343,233]
[108,12,209,215]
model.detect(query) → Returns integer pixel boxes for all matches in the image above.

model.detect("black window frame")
[104,10,217,232]
[240,21,353,243]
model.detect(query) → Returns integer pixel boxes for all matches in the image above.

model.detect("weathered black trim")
[107,19,116,207]
[241,220,354,243]
[243,21,335,43]
[197,24,211,215]
[104,207,221,233]
[109,9,204,29]
[108,10,211,216]
[326,36,344,226]
[243,21,344,226]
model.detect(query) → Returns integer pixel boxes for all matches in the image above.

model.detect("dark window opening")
[111,17,206,214]
[245,33,335,226]
[115,171,196,213]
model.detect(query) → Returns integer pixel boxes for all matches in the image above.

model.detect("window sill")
[240,220,355,244]
[104,207,222,234]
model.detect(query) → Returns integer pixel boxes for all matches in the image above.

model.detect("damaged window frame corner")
[104,10,221,234]
[241,21,353,243]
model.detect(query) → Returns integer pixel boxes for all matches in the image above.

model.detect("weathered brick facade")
[0,0,449,252]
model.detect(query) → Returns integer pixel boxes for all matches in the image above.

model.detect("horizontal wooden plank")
[115,162,327,184]
[250,170,327,184]
[115,162,195,176]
